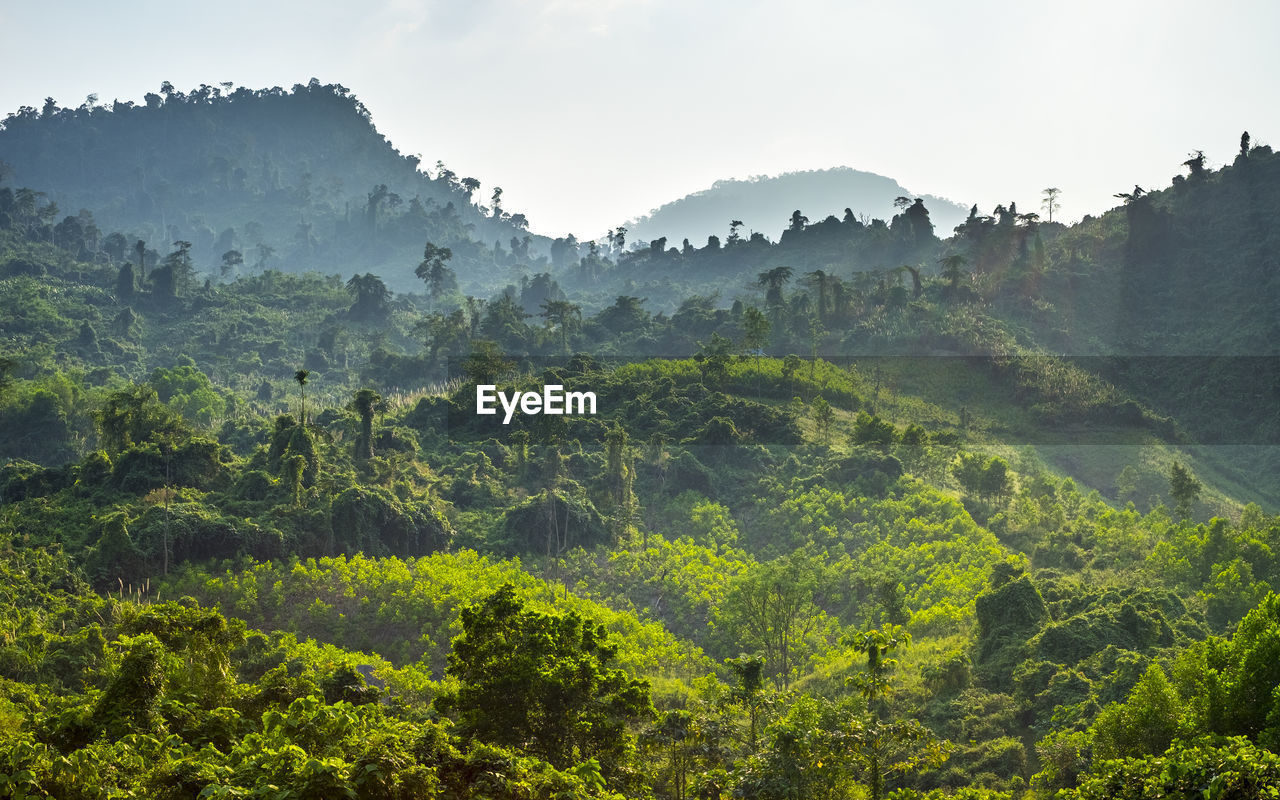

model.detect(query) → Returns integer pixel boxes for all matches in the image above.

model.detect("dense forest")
[3,83,1280,798]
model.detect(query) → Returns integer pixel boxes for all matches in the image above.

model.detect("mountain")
[0,80,543,293]
[624,167,970,248]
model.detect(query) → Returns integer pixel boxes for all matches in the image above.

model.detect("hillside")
[625,167,969,247]
[3,87,1280,798]
[0,80,544,294]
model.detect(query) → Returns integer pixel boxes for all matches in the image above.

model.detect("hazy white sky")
[2,0,1277,238]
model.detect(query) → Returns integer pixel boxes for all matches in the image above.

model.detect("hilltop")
[624,167,969,247]
[0,80,543,294]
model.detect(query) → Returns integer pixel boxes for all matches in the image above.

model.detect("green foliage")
[165,551,710,681]
[437,584,654,781]
[1063,738,1280,800]
[1089,663,1181,761]
[1169,460,1202,520]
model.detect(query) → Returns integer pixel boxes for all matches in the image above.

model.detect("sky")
[2,0,1278,239]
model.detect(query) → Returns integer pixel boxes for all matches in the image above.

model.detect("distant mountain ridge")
[625,167,969,246]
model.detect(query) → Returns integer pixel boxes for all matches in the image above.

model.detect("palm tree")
[1041,187,1062,223]
[294,370,310,426]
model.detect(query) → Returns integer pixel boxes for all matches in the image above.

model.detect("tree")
[756,266,794,314]
[346,273,391,322]
[843,625,950,800]
[1168,460,1201,520]
[896,265,922,299]
[349,388,385,460]
[219,249,244,279]
[741,306,771,392]
[1089,663,1181,760]
[0,356,13,402]
[294,370,310,427]
[437,584,653,779]
[415,310,471,366]
[116,262,136,299]
[812,396,834,444]
[415,241,456,301]
[540,299,582,354]
[851,412,897,452]
[604,425,637,541]
[95,384,188,454]
[490,186,503,219]
[1114,185,1146,203]
[952,452,1012,502]
[134,238,148,281]
[723,553,823,687]
[1183,150,1207,179]
[727,655,767,751]
[159,240,195,296]
[694,333,734,388]
[802,270,832,322]
[1041,187,1062,223]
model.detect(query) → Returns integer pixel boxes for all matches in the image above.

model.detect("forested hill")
[1009,139,1280,357]
[625,167,969,247]
[0,80,543,293]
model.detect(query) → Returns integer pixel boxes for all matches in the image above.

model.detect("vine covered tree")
[349,388,385,460]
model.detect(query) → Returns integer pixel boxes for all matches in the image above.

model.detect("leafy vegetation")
[2,86,1280,797]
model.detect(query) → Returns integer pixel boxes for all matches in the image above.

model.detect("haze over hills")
[0,80,545,294]
[0,83,977,299]
[625,167,970,248]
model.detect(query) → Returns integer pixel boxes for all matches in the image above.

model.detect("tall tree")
[294,370,310,427]
[415,241,456,301]
[741,306,771,393]
[1041,187,1062,223]
[540,299,582,354]
[134,239,148,281]
[844,626,950,800]
[723,553,823,687]
[802,269,832,322]
[756,266,794,314]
